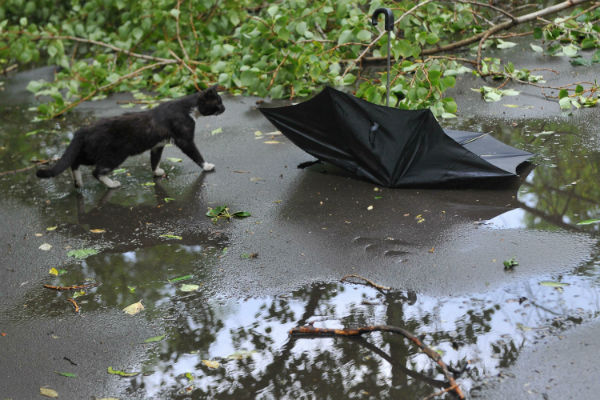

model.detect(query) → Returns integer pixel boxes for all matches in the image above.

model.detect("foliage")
[0,1,599,119]
[206,205,250,223]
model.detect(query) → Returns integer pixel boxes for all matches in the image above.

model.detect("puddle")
[20,249,598,399]
[2,77,600,399]
[443,117,600,233]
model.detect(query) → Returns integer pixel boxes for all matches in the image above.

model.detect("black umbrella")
[259,86,533,187]
[259,8,532,188]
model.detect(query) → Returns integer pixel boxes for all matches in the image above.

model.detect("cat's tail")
[36,136,82,178]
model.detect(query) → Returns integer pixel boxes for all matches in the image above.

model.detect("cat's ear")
[203,84,218,94]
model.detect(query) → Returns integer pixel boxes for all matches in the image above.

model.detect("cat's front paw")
[153,167,165,177]
[202,162,215,172]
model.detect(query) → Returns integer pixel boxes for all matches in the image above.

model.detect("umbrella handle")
[372,8,394,107]
[371,8,394,31]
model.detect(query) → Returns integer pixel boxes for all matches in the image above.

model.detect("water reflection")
[24,249,588,399]
[444,118,600,233]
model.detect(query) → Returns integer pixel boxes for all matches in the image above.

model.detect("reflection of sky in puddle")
[136,262,600,398]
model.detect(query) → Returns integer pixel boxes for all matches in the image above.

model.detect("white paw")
[153,167,165,177]
[99,175,121,189]
[202,162,215,172]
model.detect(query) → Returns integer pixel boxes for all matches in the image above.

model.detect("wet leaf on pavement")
[68,248,99,259]
[107,366,139,377]
[123,300,144,315]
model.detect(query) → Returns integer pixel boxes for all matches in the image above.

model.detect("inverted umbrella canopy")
[259,86,533,187]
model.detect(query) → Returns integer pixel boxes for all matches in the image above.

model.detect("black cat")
[36,85,225,188]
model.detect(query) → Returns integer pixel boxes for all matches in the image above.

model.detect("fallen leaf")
[142,182,156,186]
[576,219,600,225]
[167,157,182,163]
[211,127,223,135]
[264,140,282,144]
[55,371,77,378]
[184,372,194,381]
[180,284,200,292]
[40,387,58,398]
[46,226,58,231]
[164,197,175,203]
[502,104,520,108]
[227,350,257,360]
[160,234,182,240]
[39,243,53,251]
[428,247,435,253]
[367,205,374,211]
[112,168,127,175]
[35,233,43,237]
[168,274,193,283]
[49,267,59,276]
[539,281,569,288]
[516,323,532,331]
[67,248,99,259]
[90,229,106,234]
[144,334,166,343]
[107,366,139,377]
[254,130,263,137]
[202,359,220,369]
[123,300,144,315]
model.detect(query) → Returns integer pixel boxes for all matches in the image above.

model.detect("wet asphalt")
[1,41,600,399]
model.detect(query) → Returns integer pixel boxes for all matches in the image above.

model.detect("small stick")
[290,324,464,399]
[67,298,80,313]
[0,159,52,177]
[340,274,391,291]
[43,282,99,291]
[422,383,461,400]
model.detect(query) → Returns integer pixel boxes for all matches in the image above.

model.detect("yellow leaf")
[39,243,52,251]
[264,140,281,144]
[40,387,59,398]
[90,229,106,234]
[49,267,59,276]
[46,226,58,231]
[123,300,144,315]
[202,359,220,369]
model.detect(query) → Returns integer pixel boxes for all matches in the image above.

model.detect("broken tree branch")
[0,159,54,177]
[422,0,593,56]
[290,324,465,399]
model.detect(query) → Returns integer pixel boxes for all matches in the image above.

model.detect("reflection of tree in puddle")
[445,118,600,232]
[20,242,224,317]
[129,266,600,399]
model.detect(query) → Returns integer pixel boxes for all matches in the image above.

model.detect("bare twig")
[67,298,80,313]
[451,0,516,21]
[175,0,190,61]
[267,53,289,90]
[340,274,391,291]
[43,282,99,291]
[0,159,54,177]
[290,324,465,399]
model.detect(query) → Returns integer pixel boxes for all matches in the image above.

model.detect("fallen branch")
[340,274,391,291]
[43,282,99,291]
[50,60,172,118]
[290,324,464,399]
[0,159,53,177]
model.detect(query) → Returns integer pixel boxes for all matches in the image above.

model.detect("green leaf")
[496,39,517,49]
[356,30,371,41]
[67,248,99,259]
[558,89,569,99]
[539,281,569,288]
[168,274,193,283]
[503,258,518,270]
[55,371,77,378]
[530,44,543,53]
[143,334,166,343]
[232,211,251,218]
[107,366,139,377]
[164,197,175,203]
[576,219,600,225]
[559,97,572,110]
[160,234,182,240]
[166,157,182,163]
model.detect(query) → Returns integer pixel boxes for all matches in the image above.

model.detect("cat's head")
[196,85,225,116]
